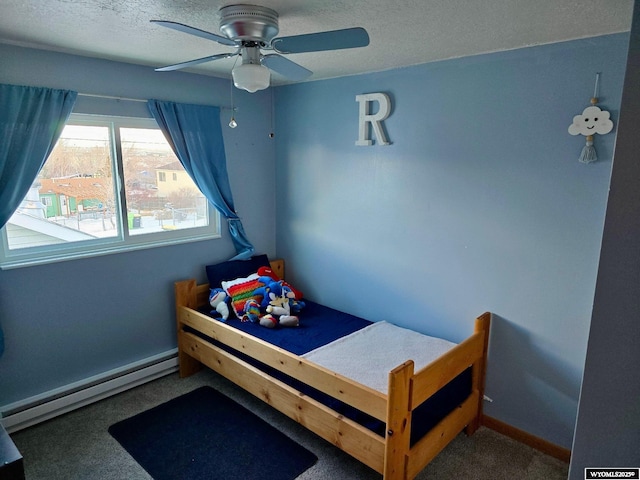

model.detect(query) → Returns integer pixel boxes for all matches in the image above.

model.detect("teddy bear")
[209,287,230,321]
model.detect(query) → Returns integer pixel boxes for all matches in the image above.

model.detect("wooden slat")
[466,312,491,434]
[174,279,202,377]
[411,331,485,408]
[194,283,210,309]
[178,306,388,421]
[384,361,414,480]
[406,390,480,479]
[179,330,386,473]
[175,278,197,310]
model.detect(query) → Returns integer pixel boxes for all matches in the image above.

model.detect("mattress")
[303,320,457,394]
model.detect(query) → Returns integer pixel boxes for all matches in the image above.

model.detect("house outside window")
[0,114,220,268]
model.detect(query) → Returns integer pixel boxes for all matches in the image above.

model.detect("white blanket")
[302,321,457,394]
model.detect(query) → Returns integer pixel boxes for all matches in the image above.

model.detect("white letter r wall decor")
[355,93,391,146]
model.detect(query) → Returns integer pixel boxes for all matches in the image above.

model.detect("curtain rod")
[77,92,147,103]
[77,92,233,110]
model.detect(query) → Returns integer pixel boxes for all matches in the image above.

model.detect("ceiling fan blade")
[155,52,237,72]
[272,27,369,54]
[150,20,237,47]
[262,54,312,81]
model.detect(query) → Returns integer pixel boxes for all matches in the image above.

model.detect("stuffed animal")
[257,266,304,300]
[241,299,261,323]
[257,267,306,314]
[283,285,305,314]
[209,288,230,321]
[266,289,292,316]
[259,313,299,328]
[250,279,299,328]
[240,276,276,311]
[259,314,278,328]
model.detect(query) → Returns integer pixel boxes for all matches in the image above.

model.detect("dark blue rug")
[109,386,317,480]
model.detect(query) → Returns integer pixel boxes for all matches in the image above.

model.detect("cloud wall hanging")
[568,73,614,164]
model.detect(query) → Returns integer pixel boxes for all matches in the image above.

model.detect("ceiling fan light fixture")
[232,62,270,93]
[153,5,370,83]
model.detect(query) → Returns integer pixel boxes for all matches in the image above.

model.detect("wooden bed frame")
[174,259,490,480]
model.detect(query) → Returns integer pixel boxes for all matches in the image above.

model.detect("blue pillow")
[205,254,270,288]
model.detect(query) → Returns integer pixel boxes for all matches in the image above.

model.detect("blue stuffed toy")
[239,276,282,323]
[242,299,261,323]
[283,284,305,314]
[209,287,230,321]
[248,278,304,328]
[250,277,284,310]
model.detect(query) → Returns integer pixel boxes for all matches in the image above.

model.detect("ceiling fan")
[151,4,370,93]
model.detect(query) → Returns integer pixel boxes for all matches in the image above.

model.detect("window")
[0,114,220,268]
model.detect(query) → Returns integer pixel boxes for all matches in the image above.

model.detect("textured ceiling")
[0,1,634,86]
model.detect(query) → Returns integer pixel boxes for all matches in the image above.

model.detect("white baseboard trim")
[1,349,178,434]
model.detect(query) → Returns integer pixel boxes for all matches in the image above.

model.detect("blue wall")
[0,44,277,404]
[274,34,629,449]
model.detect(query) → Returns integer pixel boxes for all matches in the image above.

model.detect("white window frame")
[0,113,220,269]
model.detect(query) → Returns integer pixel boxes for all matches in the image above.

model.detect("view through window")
[1,114,219,267]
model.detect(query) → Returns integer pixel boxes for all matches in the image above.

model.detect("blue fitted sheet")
[200,299,373,355]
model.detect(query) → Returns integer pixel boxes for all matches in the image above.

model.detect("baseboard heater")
[0,349,178,434]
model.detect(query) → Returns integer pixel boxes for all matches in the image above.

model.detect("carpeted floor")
[10,368,570,479]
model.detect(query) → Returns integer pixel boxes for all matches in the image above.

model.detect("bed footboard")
[384,312,490,479]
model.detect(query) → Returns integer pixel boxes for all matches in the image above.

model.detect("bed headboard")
[269,258,284,280]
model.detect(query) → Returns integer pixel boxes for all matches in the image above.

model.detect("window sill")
[0,232,220,270]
